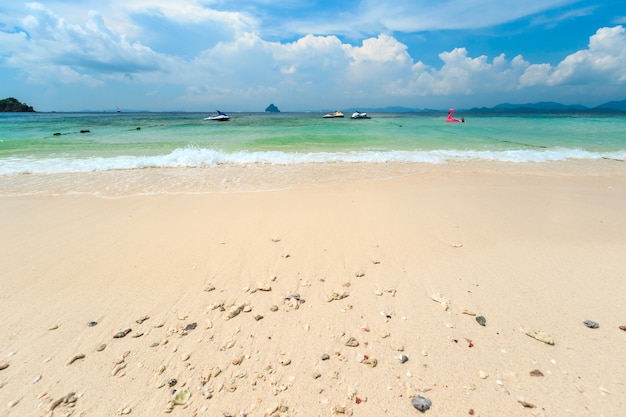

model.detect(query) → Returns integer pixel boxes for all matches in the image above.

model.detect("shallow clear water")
[1,111,625,175]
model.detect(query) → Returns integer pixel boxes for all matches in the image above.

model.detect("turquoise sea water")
[1,111,625,175]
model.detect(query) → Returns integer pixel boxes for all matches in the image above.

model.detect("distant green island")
[0,97,35,112]
[265,103,280,112]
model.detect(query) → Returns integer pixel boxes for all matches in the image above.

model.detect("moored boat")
[322,110,344,118]
[350,111,370,119]
[204,110,230,121]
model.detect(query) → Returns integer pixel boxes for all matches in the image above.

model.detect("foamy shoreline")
[1,159,625,197]
[1,161,625,416]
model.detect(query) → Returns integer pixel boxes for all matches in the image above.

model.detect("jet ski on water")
[350,111,370,119]
[322,110,345,118]
[204,110,230,121]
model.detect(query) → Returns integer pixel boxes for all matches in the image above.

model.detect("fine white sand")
[1,161,625,416]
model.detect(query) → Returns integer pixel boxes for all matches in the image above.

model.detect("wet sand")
[1,161,625,416]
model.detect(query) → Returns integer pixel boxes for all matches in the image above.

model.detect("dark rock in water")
[411,396,432,412]
[80,129,90,133]
[475,316,486,326]
[265,103,280,112]
[583,320,599,329]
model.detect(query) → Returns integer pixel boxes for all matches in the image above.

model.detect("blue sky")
[1,0,625,112]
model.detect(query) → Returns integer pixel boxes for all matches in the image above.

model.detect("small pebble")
[172,389,191,405]
[517,396,536,408]
[111,363,126,376]
[395,354,409,364]
[583,320,599,329]
[114,328,131,339]
[87,321,98,327]
[529,369,544,377]
[96,344,106,352]
[344,337,359,347]
[522,328,555,345]
[362,358,377,367]
[168,378,177,387]
[66,354,85,365]
[411,396,432,412]
[620,325,626,331]
[321,354,330,361]
[475,316,486,326]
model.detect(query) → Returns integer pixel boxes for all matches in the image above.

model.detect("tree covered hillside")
[0,97,35,112]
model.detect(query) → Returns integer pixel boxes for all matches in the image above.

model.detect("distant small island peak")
[265,103,280,112]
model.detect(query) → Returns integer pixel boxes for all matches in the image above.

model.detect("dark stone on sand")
[113,328,131,338]
[411,396,432,412]
[583,320,599,329]
[475,316,486,326]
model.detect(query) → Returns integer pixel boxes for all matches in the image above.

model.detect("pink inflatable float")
[446,108,461,122]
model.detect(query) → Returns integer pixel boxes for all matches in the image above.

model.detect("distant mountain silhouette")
[466,100,625,113]
[492,101,587,111]
[341,100,625,113]
[594,99,626,111]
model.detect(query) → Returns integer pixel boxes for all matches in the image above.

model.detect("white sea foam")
[1,147,624,175]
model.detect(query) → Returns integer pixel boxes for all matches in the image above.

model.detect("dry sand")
[1,161,625,416]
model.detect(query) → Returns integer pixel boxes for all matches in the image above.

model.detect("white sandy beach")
[1,161,625,416]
